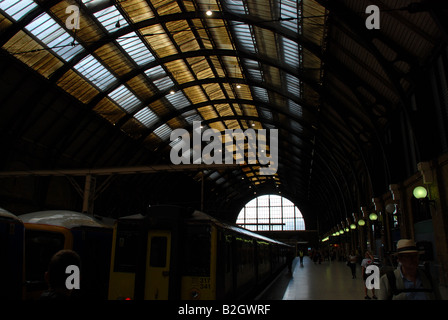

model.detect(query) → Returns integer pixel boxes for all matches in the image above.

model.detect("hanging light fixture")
[358,219,365,226]
[413,186,428,199]
[369,212,378,221]
[413,185,436,207]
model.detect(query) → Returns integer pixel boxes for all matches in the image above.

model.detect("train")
[108,205,292,300]
[19,210,113,300]
[0,205,291,300]
[0,207,25,300]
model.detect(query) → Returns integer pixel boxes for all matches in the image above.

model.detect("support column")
[418,161,448,289]
[389,183,411,238]
[82,174,96,215]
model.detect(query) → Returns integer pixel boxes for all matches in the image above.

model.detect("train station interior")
[1,0,448,302]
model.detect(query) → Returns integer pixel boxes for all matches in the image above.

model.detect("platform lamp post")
[347,217,355,252]
[361,207,370,252]
[384,202,396,252]
[353,212,366,253]
[369,211,378,256]
[413,186,436,207]
[341,221,349,256]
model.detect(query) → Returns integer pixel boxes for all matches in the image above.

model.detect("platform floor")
[259,256,369,300]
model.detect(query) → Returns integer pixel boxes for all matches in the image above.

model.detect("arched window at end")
[236,194,305,231]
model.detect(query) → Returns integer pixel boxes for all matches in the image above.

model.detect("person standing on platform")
[348,251,358,279]
[361,251,377,299]
[378,239,440,300]
[299,249,304,267]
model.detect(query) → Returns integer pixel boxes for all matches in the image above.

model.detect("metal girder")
[0,163,242,177]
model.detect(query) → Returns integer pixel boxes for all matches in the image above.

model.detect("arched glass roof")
[1,0,444,233]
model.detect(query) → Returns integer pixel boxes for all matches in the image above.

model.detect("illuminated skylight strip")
[153,124,172,141]
[153,76,175,91]
[108,84,141,113]
[0,0,37,21]
[117,32,155,66]
[253,87,269,103]
[232,23,256,54]
[182,110,203,125]
[243,59,263,82]
[288,100,302,116]
[280,0,299,33]
[285,73,301,97]
[165,91,190,110]
[24,12,83,61]
[282,37,300,68]
[144,65,175,91]
[144,65,166,79]
[74,54,117,91]
[134,107,159,128]
[223,0,246,15]
[83,1,128,33]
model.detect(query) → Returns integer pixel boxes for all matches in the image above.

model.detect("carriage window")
[182,226,211,276]
[149,237,167,267]
[114,227,140,272]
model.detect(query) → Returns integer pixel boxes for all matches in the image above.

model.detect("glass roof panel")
[232,23,256,54]
[153,76,175,91]
[108,84,141,113]
[243,59,263,82]
[24,12,83,61]
[153,123,172,141]
[166,91,191,110]
[280,0,299,33]
[259,107,273,120]
[286,73,301,97]
[223,0,246,15]
[288,100,302,116]
[134,107,159,128]
[282,36,300,68]
[0,0,37,21]
[145,65,166,79]
[290,120,302,132]
[252,86,269,103]
[182,110,203,125]
[83,1,129,33]
[169,136,182,148]
[117,32,156,66]
[74,54,117,91]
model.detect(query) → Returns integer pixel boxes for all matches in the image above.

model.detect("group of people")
[347,239,440,300]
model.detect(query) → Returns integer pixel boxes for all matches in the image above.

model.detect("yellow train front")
[108,205,291,300]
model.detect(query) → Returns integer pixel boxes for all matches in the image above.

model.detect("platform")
[259,256,368,300]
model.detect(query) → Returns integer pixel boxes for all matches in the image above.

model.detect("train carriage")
[20,210,113,300]
[0,207,25,300]
[108,205,291,300]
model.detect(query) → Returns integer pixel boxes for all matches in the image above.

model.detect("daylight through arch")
[236,194,305,231]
